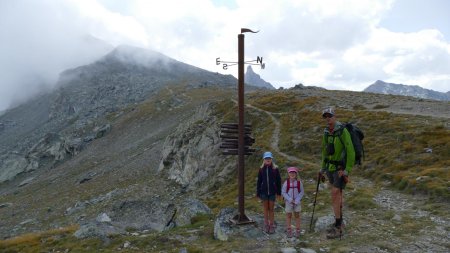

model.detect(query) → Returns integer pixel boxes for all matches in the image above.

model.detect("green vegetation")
[1,86,448,252]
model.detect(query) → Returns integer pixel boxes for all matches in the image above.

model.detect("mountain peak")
[102,45,174,67]
[364,80,450,101]
[245,65,274,89]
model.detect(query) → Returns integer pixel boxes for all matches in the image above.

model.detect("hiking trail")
[245,102,316,168]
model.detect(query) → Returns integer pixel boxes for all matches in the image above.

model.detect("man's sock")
[335,218,342,227]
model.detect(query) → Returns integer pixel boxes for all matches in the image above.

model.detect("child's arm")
[281,181,291,202]
[295,179,304,204]
[256,170,262,197]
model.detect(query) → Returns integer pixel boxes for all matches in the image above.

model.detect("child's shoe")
[286,228,292,238]
[295,228,301,238]
[269,224,275,234]
[264,224,270,233]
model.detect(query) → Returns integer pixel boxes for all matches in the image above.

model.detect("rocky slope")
[0,46,449,252]
[365,80,450,101]
[0,45,237,183]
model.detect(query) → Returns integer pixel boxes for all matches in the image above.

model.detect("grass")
[1,85,449,252]
[0,225,79,252]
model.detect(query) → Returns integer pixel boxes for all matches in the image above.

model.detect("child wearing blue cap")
[256,151,281,234]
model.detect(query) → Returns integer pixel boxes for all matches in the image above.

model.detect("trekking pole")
[309,172,321,232]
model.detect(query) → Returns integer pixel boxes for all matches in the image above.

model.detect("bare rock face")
[158,104,233,192]
[0,153,36,183]
[27,133,67,162]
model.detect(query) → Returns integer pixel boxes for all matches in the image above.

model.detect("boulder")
[74,222,124,239]
[0,153,34,183]
[175,198,212,226]
[214,207,235,241]
[65,138,83,156]
[314,214,347,232]
[109,199,175,232]
[96,213,112,223]
[95,124,111,139]
[314,215,335,232]
[213,207,266,242]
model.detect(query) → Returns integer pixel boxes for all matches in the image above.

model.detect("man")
[319,107,355,239]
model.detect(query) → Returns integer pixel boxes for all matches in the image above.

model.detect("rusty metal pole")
[237,33,245,222]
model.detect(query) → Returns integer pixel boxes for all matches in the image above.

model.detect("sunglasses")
[323,114,334,118]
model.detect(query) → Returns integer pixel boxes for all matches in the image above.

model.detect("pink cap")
[287,167,298,173]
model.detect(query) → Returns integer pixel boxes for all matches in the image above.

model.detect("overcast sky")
[1,0,449,111]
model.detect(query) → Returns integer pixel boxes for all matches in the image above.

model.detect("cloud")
[1,0,449,111]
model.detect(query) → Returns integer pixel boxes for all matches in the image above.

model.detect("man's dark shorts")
[326,170,347,189]
[259,193,276,201]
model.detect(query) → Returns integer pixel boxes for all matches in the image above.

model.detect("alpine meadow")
[0,45,449,253]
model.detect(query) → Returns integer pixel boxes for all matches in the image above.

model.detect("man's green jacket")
[321,121,355,174]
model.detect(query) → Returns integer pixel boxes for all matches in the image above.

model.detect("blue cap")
[263,151,273,159]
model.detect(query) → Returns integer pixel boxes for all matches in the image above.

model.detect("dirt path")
[241,101,449,252]
[245,103,316,168]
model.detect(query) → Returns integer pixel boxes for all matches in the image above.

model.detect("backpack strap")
[286,178,290,193]
[286,179,301,193]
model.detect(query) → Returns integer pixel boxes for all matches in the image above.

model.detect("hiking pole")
[309,172,321,232]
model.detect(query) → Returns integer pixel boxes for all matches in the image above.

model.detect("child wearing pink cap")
[281,167,304,238]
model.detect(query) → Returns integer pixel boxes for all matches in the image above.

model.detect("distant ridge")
[245,66,275,89]
[364,80,450,101]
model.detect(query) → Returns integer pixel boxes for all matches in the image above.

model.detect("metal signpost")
[217,28,264,224]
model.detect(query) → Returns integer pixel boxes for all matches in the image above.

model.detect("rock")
[74,222,124,239]
[78,172,97,184]
[314,215,335,232]
[175,198,212,226]
[0,153,36,183]
[109,199,175,232]
[281,248,297,253]
[19,219,35,225]
[123,241,131,248]
[392,214,402,222]
[65,189,122,216]
[65,138,83,156]
[96,213,112,223]
[28,133,67,162]
[300,249,317,253]
[95,124,111,139]
[158,105,228,193]
[18,177,35,187]
[83,135,95,143]
[214,207,235,241]
[179,248,188,253]
[0,203,12,209]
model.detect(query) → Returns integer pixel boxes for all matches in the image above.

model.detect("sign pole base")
[229,213,255,225]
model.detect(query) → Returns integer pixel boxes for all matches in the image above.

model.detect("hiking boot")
[326,222,345,233]
[269,224,275,234]
[295,228,301,238]
[286,228,292,238]
[264,224,270,233]
[326,227,343,239]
